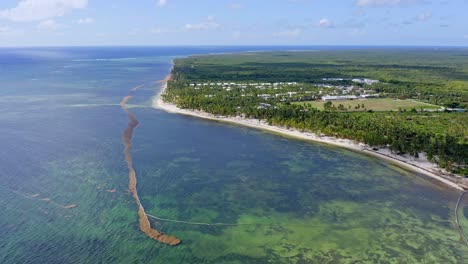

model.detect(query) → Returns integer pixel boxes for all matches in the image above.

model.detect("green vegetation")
[164,49,468,175]
[294,98,441,112]
[171,49,468,108]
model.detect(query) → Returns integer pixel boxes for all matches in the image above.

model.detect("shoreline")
[152,76,466,192]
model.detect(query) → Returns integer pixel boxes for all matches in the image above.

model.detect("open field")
[294,98,442,112]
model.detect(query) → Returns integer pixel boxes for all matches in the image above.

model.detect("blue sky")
[0,0,467,46]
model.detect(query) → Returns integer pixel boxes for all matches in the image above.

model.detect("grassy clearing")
[294,98,442,112]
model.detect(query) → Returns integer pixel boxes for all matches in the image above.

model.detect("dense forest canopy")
[164,49,468,175]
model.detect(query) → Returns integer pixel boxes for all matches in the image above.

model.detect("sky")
[0,0,467,47]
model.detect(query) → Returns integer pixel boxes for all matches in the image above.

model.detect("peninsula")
[154,49,468,190]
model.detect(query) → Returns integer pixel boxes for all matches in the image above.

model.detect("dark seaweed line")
[121,83,180,245]
[455,190,468,246]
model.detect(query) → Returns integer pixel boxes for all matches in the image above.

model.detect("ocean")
[0,46,466,263]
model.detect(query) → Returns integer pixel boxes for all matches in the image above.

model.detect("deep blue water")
[0,46,467,263]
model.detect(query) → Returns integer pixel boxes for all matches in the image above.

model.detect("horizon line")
[1,44,468,49]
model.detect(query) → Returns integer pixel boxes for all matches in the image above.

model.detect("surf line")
[121,84,181,246]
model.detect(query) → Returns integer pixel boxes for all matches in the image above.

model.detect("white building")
[352,78,380,85]
[258,94,272,100]
[360,94,379,98]
[322,95,358,101]
[257,103,272,109]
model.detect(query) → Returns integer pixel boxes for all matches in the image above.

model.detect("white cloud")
[0,26,10,34]
[0,0,88,22]
[77,17,94,24]
[349,29,367,37]
[274,28,302,37]
[232,31,241,40]
[0,25,23,37]
[150,27,178,34]
[157,0,168,7]
[227,3,244,9]
[128,27,142,36]
[95,32,110,38]
[417,12,432,21]
[355,0,421,7]
[353,9,366,16]
[342,18,366,29]
[185,17,220,31]
[150,28,165,34]
[318,18,333,28]
[37,19,63,31]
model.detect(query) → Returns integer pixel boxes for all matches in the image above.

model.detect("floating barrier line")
[455,190,468,246]
[146,213,249,226]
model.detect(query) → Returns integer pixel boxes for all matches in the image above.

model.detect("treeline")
[173,49,468,108]
[264,105,467,175]
[374,81,467,108]
[165,81,468,176]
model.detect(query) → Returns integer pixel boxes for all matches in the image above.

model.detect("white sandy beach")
[153,81,466,191]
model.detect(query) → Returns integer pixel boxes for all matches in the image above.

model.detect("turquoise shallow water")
[0,47,467,263]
